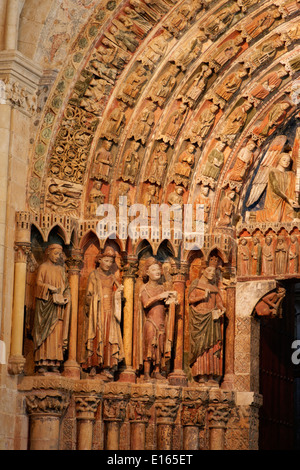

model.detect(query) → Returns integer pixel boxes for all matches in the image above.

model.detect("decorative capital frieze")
[103,398,127,422]
[25,390,70,418]
[75,394,101,420]
[14,242,31,263]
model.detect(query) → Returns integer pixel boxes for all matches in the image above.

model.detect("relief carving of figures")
[193,184,211,225]
[87,182,105,218]
[201,141,226,182]
[173,144,195,187]
[248,148,298,223]
[239,7,281,41]
[165,3,193,38]
[101,101,127,143]
[275,236,288,275]
[238,238,250,276]
[46,179,81,216]
[203,2,241,39]
[171,33,206,71]
[218,101,252,145]
[105,24,140,53]
[119,65,150,106]
[188,266,225,385]
[249,68,288,103]
[122,141,141,184]
[119,6,153,38]
[137,257,178,381]
[129,0,161,25]
[242,35,284,73]
[91,38,130,76]
[80,78,111,114]
[216,189,236,227]
[33,244,70,374]
[145,142,169,185]
[159,104,187,145]
[81,246,124,381]
[138,30,171,69]
[254,287,286,318]
[187,103,219,146]
[129,102,156,144]
[213,67,248,107]
[227,140,256,183]
[148,65,179,106]
[251,237,262,275]
[261,235,275,275]
[209,35,244,72]
[167,186,184,222]
[143,184,159,208]
[91,139,114,182]
[289,234,299,274]
[252,101,290,140]
[179,65,213,108]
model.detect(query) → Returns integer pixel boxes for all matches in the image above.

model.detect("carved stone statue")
[289,234,299,274]
[81,246,124,381]
[251,237,262,275]
[173,144,195,187]
[159,104,187,145]
[201,141,226,182]
[87,181,105,218]
[218,101,252,145]
[214,67,248,105]
[122,141,141,183]
[101,101,127,142]
[188,266,225,385]
[252,101,290,139]
[193,184,211,225]
[238,238,250,276]
[138,257,178,381]
[180,65,213,107]
[216,189,235,227]
[275,236,288,275]
[254,287,286,318]
[129,102,156,144]
[91,139,113,182]
[148,65,179,106]
[146,142,168,185]
[33,244,70,374]
[262,235,274,275]
[188,103,218,145]
[227,140,256,183]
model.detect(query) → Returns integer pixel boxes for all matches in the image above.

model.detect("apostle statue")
[137,257,178,381]
[188,266,225,385]
[81,246,124,381]
[33,244,70,374]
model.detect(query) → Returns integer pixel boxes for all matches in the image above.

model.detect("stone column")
[119,255,138,383]
[8,211,31,374]
[182,388,208,450]
[75,394,101,450]
[207,390,234,450]
[103,398,127,450]
[64,249,83,379]
[4,0,20,50]
[168,261,189,386]
[25,389,70,450]
[128,384,154,450]
[222,285,236,390]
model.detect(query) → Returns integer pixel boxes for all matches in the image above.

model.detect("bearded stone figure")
[188,266,225,386]
[137,257,178,382]
[81,246,124,381]
[33,244,70,374]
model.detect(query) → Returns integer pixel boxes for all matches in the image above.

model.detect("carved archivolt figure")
[240,7,281,41]
[101,101,127,142]
[91,139,113,181]
[146,142,168,185]
[33,244,70,374]
[201,141,226,182]
[159,104,187,145]
[122,141,141,183]
[148,65,179,106]
[138,258,178,381]
[227,140,256,183]
[87,182,105,218]
[129,102,156,144]
[253,101,290,139]
[119,65,149,106]
[193,184,211,225]
[216,189,236,227]
[81,247,124,381]
[188,103,218,145]
[214,67,248,105]
[249,69,287,102]
[180,65,213,107]
[174,144,195,187]
[138,30,171,69]
[188,266,225,384]
[218,101,252,145]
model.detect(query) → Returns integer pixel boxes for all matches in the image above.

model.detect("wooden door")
[259,282,295,450]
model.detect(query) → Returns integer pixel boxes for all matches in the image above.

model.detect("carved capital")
[181,403,206,427]
[14,242,31,263]
[121,255,139,278]
[103,398,127,422]
[25,390,70,418]
[170,261,190,281]
[207,404,230,428]
[8,354,26,375]
[128,400,152,424]
[75,394,101,420]
[66,249,84,274]
[155,401,179,425]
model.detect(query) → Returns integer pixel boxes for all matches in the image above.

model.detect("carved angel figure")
[246,135,299,222]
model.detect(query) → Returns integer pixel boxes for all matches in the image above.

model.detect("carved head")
[96,246,116,272]
[202,266,216,283]
[46,244,63,264]
[142,257,162,283]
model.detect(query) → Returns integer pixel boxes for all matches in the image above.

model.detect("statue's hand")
[49,285,58,293]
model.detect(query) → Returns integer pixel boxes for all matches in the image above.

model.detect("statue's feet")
[153,371,167,381]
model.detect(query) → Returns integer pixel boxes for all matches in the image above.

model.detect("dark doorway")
[259,281,300,450]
